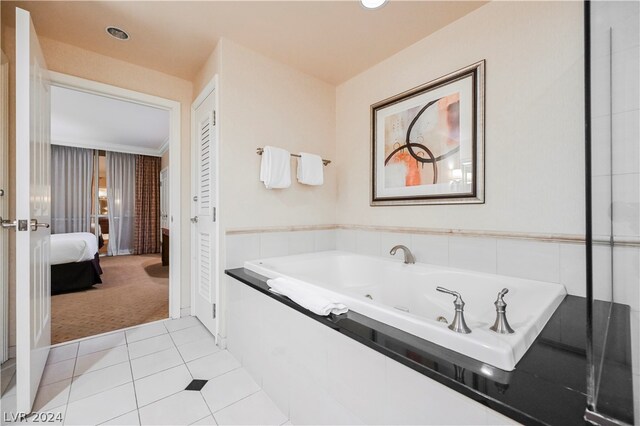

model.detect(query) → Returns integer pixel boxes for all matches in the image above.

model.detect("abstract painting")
[371,61,485,205]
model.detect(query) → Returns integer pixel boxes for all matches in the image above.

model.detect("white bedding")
[50,232,99,265]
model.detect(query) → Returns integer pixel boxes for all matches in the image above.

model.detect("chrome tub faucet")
[436,287,472,334]
[490,288,515,334]
[390,245,415,264]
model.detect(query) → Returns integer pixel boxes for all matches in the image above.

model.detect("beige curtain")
[133,155,161,254]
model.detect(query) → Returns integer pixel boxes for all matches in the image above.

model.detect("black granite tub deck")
[225,268,634,426]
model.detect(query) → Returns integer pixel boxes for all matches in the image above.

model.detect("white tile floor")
[2,317,289,426]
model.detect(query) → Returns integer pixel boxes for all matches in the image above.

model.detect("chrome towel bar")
[256,147,331,166]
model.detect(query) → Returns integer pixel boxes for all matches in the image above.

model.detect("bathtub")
[244,250,566,371]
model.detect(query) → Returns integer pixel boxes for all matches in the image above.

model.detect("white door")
[160,168,169,230]
[15,8,52,413]
[192,89,217,335]
[0,49,9,364]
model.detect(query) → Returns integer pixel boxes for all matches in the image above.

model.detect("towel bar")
[256,147,331,166]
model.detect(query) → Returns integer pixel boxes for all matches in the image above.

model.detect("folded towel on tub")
[267,277,348,316]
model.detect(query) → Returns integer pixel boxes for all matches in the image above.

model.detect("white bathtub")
[244,250,566,371]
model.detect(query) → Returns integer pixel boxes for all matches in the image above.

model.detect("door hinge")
[213,207,216,222]
[213,111,216,126]
[212,303,216,319]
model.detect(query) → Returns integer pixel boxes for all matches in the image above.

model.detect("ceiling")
[51,85,170,155]
[1,1,486,85]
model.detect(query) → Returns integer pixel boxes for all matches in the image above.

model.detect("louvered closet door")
[196,111,214,303]
[193,87,217,336]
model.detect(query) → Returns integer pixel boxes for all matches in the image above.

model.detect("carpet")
[51,253,169,344]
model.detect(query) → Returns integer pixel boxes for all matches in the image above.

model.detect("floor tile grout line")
[136,386,188,410]
[201,365,243,384]
[96,408,139,426]
[197,392,217,424]
[65,377,135,409]
[125,353,143,426]
[133,350,236,384]
[64,382,135,426]
[67,359,131,382]
[175,343,222,364]
[61,345,81,425]
[131,357,184,381]
[164,320,203,335]
[72,347,130,377]
[164,326,194,375]
[128,336,177,361]
[210,388,262,415]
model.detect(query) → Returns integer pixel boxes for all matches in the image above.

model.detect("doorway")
[48,72,182,343]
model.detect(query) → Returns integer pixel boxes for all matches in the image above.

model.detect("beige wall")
[217,39,337,232]
[335,1,585,237]
[193,41,220,99]
[192,38,337,335]
[2,26,193,346]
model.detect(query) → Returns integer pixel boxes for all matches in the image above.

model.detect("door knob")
[190,216,198,223]
[30,219,50,231]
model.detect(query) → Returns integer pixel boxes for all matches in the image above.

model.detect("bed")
[51,232,103,294]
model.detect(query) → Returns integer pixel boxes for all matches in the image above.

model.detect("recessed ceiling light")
[361,0,387,9]
[106,26,130,41]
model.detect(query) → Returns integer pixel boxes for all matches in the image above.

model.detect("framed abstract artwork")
[371,60,485,206]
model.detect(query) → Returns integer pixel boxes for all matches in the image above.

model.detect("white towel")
[296,152,324,186]
[260,146,291,189]
[267,277,348,316]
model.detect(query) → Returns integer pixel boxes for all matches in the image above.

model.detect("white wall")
[335,1,585,237]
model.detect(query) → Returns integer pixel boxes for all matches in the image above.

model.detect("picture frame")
[371,60,485,206]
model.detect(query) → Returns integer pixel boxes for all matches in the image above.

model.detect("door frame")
[48,71,182,319]
[0,50,9,363]
[190,75,220,338]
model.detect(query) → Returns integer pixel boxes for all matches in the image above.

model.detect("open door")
[15,8,52,413]
[0,50,10,365]
[192,87,218,336]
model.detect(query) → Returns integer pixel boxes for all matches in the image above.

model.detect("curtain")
[133,155,161,254]
[51,145,94,234]
[106,151,136,256]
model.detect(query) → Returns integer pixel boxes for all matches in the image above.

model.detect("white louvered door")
[15,8,52,413]
[192,87,217,335]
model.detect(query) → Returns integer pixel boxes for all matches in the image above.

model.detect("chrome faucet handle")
[436,286,471,334]
[490,288,515,334]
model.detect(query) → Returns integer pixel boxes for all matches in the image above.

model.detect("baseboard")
[216,334,227,349]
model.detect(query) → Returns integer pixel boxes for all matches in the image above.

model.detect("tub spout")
[390,245,416,264]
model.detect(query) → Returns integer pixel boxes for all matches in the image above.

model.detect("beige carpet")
[51,254,169,344]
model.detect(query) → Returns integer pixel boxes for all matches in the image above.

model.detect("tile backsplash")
[225,226,638,308]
